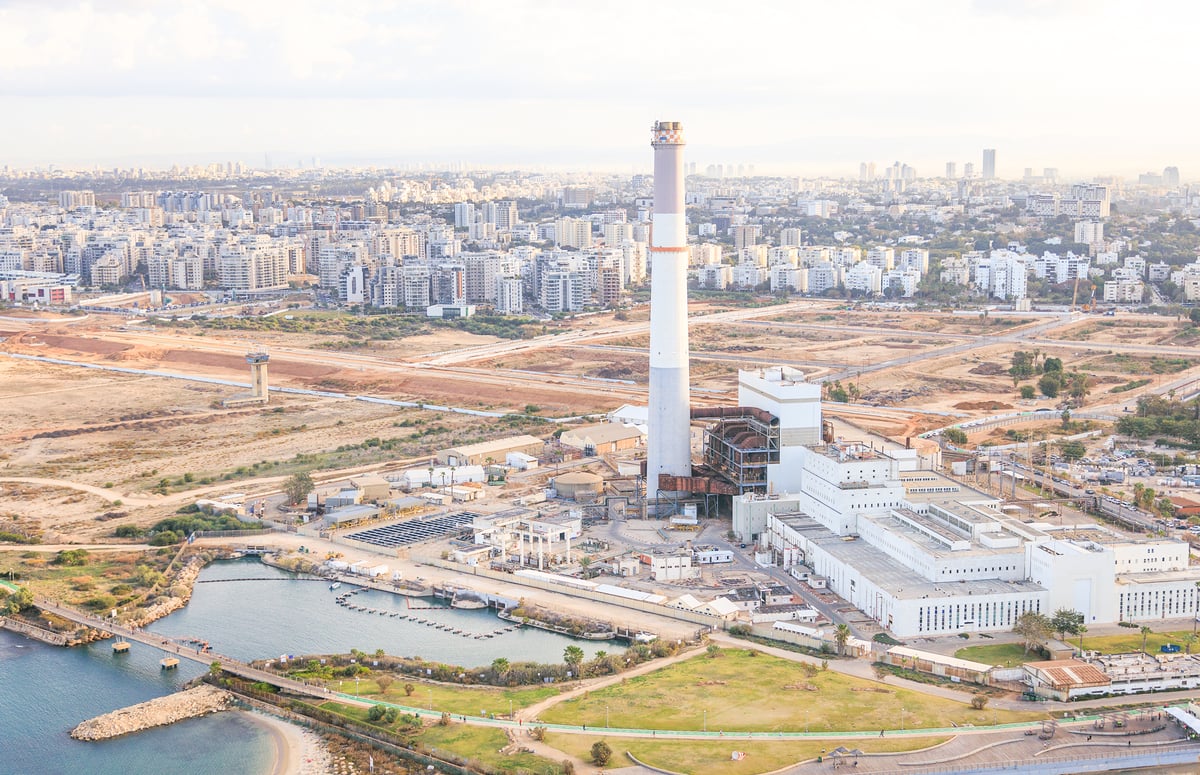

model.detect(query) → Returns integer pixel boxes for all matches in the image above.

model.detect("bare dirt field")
[1054,316,1194,347]
[5,303,1195,548]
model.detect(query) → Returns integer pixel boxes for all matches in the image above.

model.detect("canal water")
[1,557,615,774]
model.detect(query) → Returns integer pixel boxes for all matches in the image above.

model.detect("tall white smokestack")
[647,120,691,496]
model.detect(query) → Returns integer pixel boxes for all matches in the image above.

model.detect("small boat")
[330,582,341,590]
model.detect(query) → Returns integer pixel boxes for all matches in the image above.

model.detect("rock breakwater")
[70,685,233,741]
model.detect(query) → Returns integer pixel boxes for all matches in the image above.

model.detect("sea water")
[1,557,615,774]
[0,629,273,775]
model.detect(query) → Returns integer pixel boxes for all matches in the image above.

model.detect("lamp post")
[900,707,906,732]
[510,699,514,721]
[429,688,433,711]
[703,709,707,733]
[355,676,360,696]
[606,704,610,728]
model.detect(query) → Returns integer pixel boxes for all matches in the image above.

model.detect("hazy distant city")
[0,150,1194,317]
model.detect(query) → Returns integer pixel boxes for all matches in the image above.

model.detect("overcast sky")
[1,0,1196,178]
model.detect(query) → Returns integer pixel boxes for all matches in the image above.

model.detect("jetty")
[0,615,69,646]
[70,685,232,741]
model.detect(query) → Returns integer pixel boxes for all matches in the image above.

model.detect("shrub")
[590,740,613,766]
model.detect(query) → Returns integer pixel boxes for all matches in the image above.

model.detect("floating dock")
[160,657,179,670]
[112,641,130,654]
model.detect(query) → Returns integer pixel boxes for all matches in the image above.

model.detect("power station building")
[708,368,1200,638]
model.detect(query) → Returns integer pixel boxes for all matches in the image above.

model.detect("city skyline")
[2,0,1198,178]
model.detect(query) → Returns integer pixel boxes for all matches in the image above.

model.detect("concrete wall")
[424,558,725,631]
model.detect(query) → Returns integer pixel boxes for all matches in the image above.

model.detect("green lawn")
[331,676,561,718]
[319,702,563,774]
[537,649,1046,732]
[548,733,948,775]
[421,724,562,775]
[957,629,1200,666]
[953,642,1037,668]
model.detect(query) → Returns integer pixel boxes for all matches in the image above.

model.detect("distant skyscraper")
[945,162,957,179]
[964,162,976,179]
[982,149,996,180]
[1164,166,1181,187]
[1043,168,1058,182]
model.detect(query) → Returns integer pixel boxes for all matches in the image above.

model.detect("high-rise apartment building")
[982,149,996,180]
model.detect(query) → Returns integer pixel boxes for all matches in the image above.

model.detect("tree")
[54,549,89,566]
[1009,351,1036,380]
[564,645,585,673]
[1050,608,1085,641]
[1038,373,1060,398]
[1058,440,1086,461]
[1183,633,1198,655]
[375,675,393,694]
[590,740,613,766]
[284,471,315,506]
[1060,409,1071,429]
[1141,625,1153,655]
[404,682,415,696]
[944,428,968,445]
[834,623,852,656]
[491,657,510,678]
[209,661,223,676]
[706,644,721,658]
[1066,372,1090,403]
[970,693,989,710]
[1020,385,1036,400]
[1013,611,1052,655]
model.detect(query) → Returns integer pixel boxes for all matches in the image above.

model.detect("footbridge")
[32,597,327,699]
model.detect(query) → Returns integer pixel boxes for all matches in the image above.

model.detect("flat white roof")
[1165,707,1200,736]
[888,645,992,673]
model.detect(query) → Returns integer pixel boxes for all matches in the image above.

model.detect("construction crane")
[1070,275,1080,313]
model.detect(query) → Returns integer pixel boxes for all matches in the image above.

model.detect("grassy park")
[547,733,949,775]
[319,702,562,774]
[333,675,562,718]
[957,629,1200,667]
[537,648,1047,732]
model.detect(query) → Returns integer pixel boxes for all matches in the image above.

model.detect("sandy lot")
[5,303,1197,547]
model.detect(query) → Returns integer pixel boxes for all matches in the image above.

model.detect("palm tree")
[1140,625,1153,655]
[1077,625,1087,654]
[492,657,510,678]
[834,624,852,656]
[563,645,584,673]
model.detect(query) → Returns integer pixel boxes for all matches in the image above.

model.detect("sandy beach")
[244,710,333,775]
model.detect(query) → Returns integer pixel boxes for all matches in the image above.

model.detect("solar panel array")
[346,511,478,548]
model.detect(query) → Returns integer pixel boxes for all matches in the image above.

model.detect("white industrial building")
[713,367,1200,638]
[471,511,581,569]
